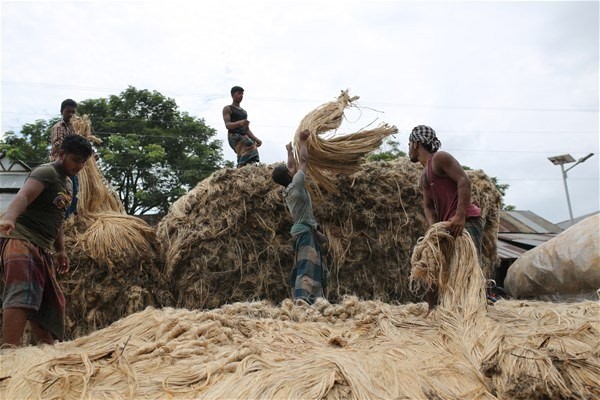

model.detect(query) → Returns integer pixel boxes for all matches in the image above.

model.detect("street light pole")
[547,153,594,227]
[558,163,574,226]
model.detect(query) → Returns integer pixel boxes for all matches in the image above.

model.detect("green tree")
[366,139,406,161]
[1,87,226,215]
[0,119,57,166]
[77,86,225,214]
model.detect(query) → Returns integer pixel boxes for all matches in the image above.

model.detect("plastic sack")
[505,214,600,301]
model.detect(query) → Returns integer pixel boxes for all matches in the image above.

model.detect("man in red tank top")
[408,125,484,261]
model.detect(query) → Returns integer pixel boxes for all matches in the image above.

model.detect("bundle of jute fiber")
[412,220,599,399]
[410,222,487,314]
[64,119,156,267]
[69,114,124,218]
[293,90,397,194]
[156,158,502,310]
[64,151,157,269]
[156,164,289,309]
[1,296,597,399]
[409,221,493,399]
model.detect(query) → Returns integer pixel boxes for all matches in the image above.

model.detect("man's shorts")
[0,238,65,340]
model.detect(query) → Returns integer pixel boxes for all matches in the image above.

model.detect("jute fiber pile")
[293,90,398,194]
[0,115,174,341]
[3,223,596,399]
[1,228,598,399]
[157,158,502,310]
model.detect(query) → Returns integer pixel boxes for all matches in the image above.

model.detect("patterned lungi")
[228,133,260,167]
[0,238,66,340]
[291,230,329,304]
[465,216,484,265]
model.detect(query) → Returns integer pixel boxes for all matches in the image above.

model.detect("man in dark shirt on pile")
[222,86,262,167]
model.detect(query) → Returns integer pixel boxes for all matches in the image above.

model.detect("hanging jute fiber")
[410,222,487,314]
[293,90,398,194]
[156,158,502,311]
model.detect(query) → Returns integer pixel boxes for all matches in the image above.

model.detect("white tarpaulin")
[505,214,600,300]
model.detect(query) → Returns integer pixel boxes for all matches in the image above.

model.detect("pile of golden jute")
[1,224,598,399]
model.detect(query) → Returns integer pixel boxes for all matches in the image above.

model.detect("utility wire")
[8,159,599,181]
[2,122,598,136]
[1,132,596,155]
[2,80,598,112]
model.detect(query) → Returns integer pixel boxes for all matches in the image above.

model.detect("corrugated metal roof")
[497,211,560,260]
[499,210,562,234]
[498,232,557,249]
[497,240,528,259]
[556,211,599,230]
[0,172,29,190]
[0,157,31,172]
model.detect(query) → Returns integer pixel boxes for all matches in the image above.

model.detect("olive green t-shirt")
[0,163,72,250]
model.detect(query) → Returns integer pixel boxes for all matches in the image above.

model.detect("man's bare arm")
[286,143,297,175]
[423,191,437,226]
[297,130,310,172]
[54,224,69,274]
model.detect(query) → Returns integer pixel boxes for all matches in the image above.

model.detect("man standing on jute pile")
[50,98,80,219]
[0,135,93,347]
[223,86,262,167]
[271,130,329,305]
[408,125,484,308]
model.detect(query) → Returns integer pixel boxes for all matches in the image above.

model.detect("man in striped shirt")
[50,99,77,161]
[50,99,79,218]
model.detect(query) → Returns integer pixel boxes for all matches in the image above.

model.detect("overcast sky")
[1,0,598,224]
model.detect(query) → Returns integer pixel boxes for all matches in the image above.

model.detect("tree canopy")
[1,119,56,167]
[366,139,406,161]
[1,87,227,214]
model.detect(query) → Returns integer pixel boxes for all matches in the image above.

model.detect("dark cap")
[230,86,244,95]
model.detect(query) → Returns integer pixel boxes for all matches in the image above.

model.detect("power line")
[1,131,596,155]
[10,159,599,182]
[11,155,600,179]
[2,121,598,136]
[2,80,598,112]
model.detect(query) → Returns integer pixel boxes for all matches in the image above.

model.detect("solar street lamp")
[547,153,594,226]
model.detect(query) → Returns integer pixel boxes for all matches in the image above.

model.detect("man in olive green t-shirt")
[0,135,92,347]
